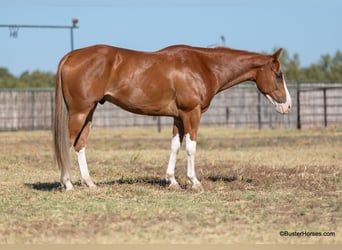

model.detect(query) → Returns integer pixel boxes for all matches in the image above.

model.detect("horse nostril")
[275,97,283,103]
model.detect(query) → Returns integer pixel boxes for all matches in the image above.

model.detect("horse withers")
[53,44,291,191]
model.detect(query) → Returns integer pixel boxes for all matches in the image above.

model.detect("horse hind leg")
[60,163,73,191]
[75,122,96,188]
[68,106,97,188]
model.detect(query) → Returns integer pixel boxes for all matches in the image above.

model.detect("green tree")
[0,67,17,88]
[328,50,342,82]
[0,68,56,88]
[279,49,342,82]
[302,64,326,82]
[19,70,55,88]
[279,49,302,81]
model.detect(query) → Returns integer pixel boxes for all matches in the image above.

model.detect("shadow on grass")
[207,175,253,183]
[26,175,249,192]
[97,176,170,188]
[25,176,170,192]
[25,182,63,191]
[207,175,237,183]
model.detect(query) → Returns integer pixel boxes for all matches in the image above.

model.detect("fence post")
[323,88,327,128]
[225,107,230,125]
[50,90,54,130]
[296,81,301,129]
[257,91,262,130]
[157,117,161,133]
[31,90,35,130]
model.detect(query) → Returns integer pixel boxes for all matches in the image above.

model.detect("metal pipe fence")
[1,82,342,131]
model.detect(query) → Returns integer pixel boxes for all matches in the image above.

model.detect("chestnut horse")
[54,44,291,191]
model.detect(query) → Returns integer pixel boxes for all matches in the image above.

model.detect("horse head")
[255,48,292,114]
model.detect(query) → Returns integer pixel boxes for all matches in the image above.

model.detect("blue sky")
[1,0,341,76]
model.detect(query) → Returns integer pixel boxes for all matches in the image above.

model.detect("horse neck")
[205,48,269,93]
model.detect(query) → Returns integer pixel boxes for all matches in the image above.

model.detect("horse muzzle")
[266,93,292,114]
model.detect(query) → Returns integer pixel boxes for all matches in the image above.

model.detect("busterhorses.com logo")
[279,230,336,237]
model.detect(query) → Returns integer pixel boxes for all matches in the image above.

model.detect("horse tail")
[53,55,72,172]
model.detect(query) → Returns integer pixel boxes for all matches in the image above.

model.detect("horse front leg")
[166,118,184,189]
[166,134,181,189]
[182,107,203,191]
[185,133,202,190]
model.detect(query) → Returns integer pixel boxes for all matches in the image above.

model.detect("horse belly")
[105,85,178,116]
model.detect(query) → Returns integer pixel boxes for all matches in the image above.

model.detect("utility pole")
[0,18,79,51]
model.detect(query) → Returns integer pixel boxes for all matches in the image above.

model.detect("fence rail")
[1,82,342,131]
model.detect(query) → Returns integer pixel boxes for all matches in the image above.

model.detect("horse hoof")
[86,181,96,188]
[168,183,181,190]
[191,184,204,192]
[82,179,97,189]
[63,181,73,191]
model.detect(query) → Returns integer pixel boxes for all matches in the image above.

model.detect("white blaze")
[266,77,292,114]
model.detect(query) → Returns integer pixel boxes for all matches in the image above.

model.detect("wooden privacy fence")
[1,82,342,131]
[0,88,54,131]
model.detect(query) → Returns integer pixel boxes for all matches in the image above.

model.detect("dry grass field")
[0,126,341,244]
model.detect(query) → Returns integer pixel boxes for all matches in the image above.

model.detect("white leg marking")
[166,134,181,188]
[185,134,202,189]
[76,147,96,188]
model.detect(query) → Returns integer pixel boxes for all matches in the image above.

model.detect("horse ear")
[272,48,283,61]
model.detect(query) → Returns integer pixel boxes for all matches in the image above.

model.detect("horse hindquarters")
[54,54,98,190]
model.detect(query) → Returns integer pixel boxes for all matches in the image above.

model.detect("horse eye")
[275,72,283,81]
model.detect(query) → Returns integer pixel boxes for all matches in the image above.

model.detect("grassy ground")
[0,126,341,244]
